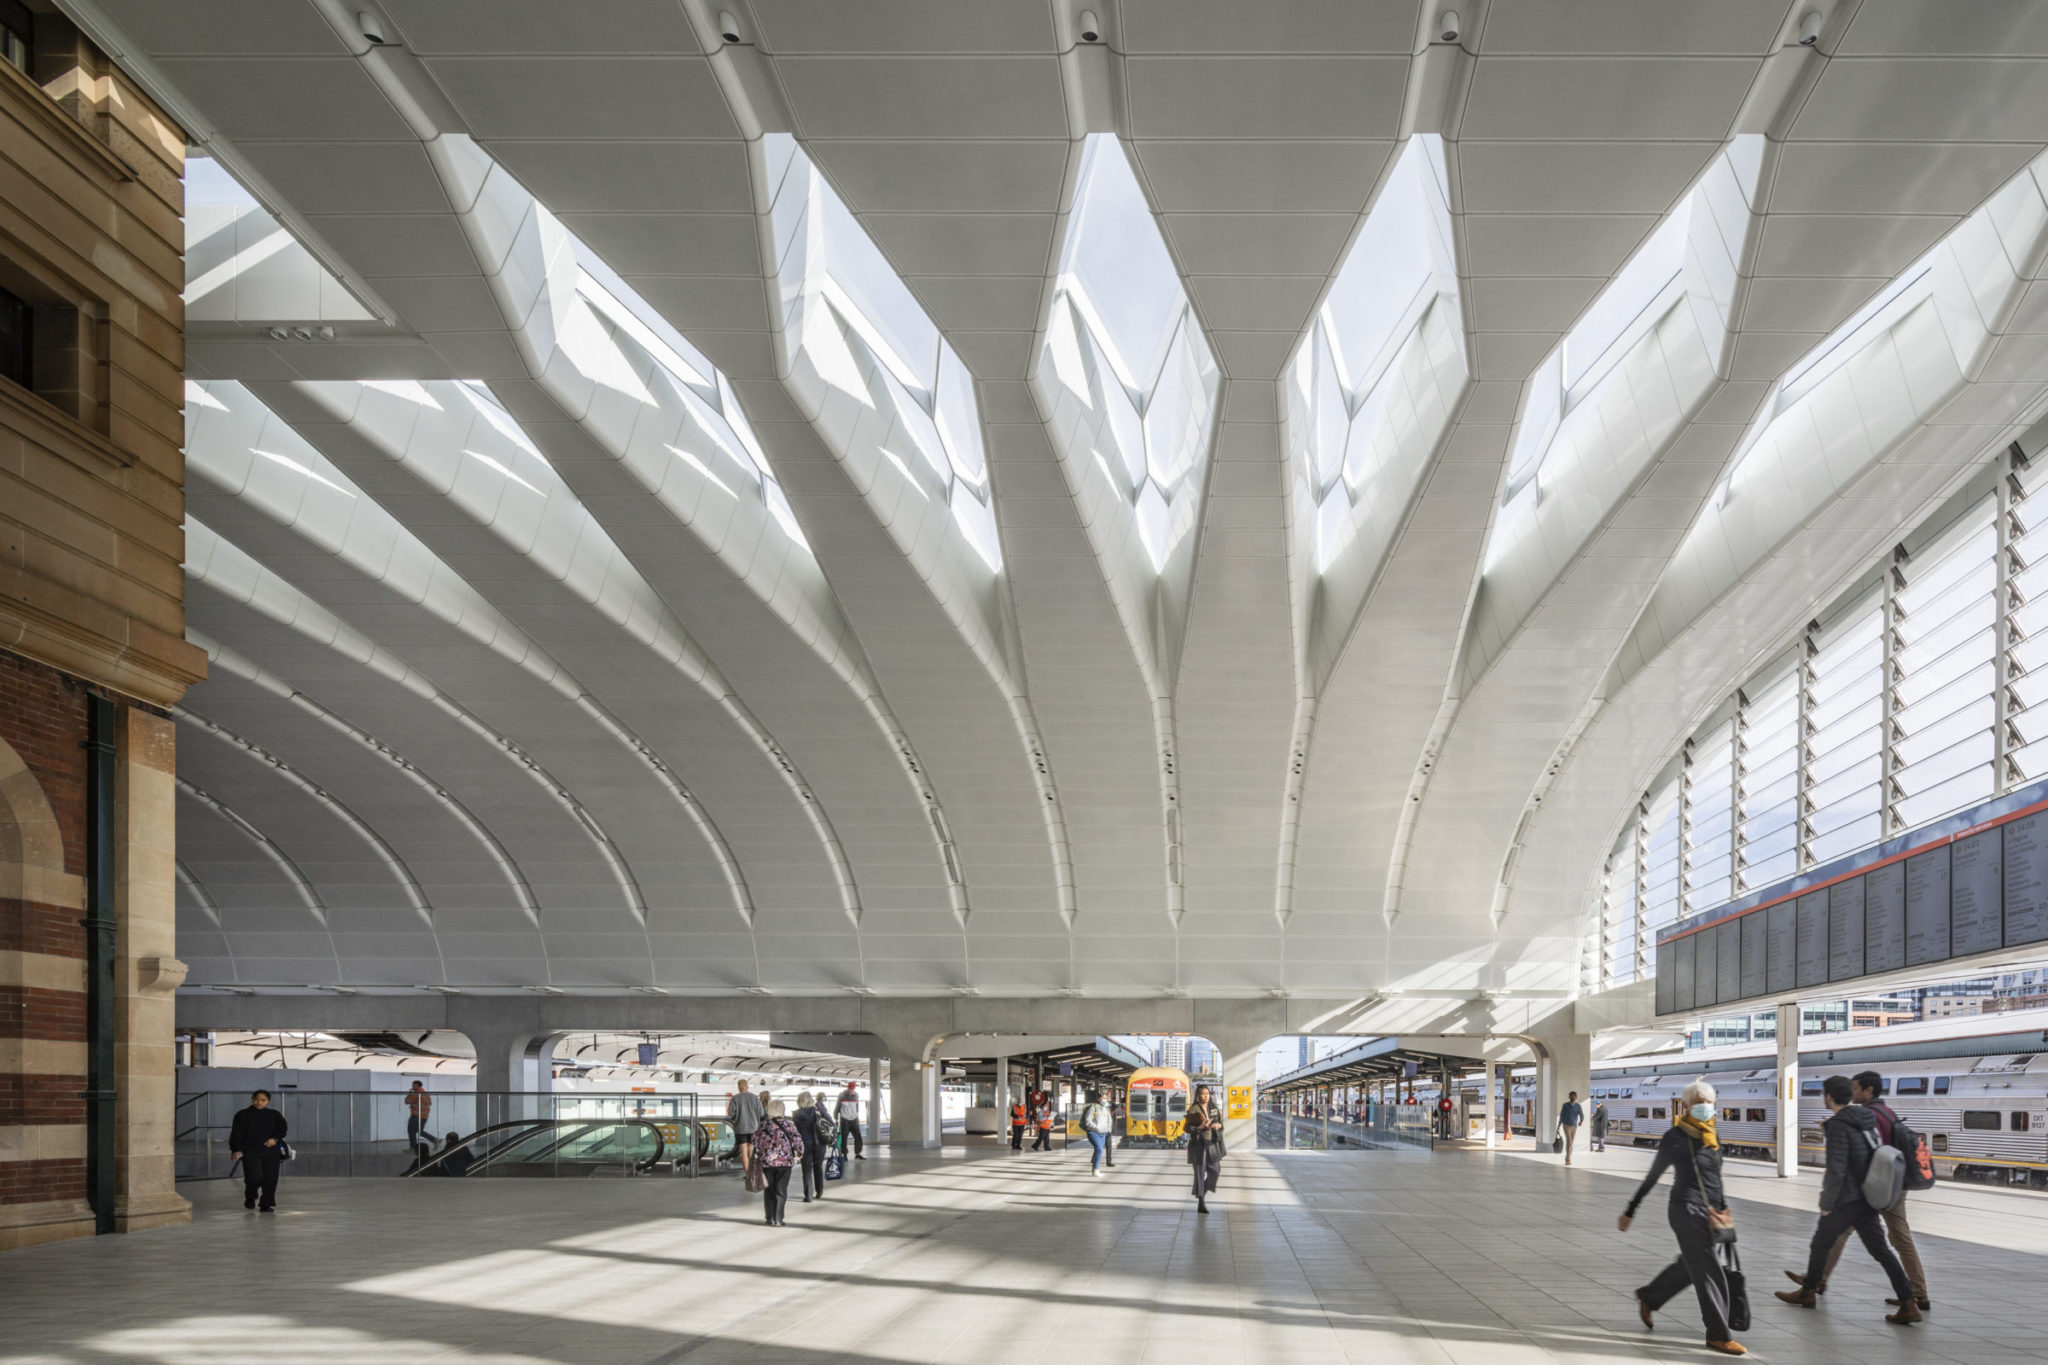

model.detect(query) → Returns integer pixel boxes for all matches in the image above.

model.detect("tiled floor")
[3,1139,2045,1363]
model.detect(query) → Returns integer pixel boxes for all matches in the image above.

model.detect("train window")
[1636,1107,1649,1119]
[1962,1110,2000,1131]
[1801,1080,1823,1096]
[1931,1133,1948,1154]
[1721,1108,1741,1123]
[1746,1108,1768,1122]
[1932,1077,1951,1095]
[1652,1107,1667,1119]
[1894,1078,1928,1096]
[1166,1091,1187,1117]
[2015,1111,2032,1132]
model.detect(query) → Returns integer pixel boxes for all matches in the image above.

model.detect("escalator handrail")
[406,1117,665,1177]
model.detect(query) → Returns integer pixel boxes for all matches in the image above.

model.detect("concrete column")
[1481,1060,1497,1149]
[1527,1005,1592,1151]
[994,1054,1007,1111]
[1776,1001,1800,1178]
[868,1047,882,1139]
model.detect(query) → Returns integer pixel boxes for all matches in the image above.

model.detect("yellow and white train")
[1124,1067,1191,1146]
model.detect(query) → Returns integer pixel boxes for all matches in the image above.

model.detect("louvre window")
[1588,453,2048,994]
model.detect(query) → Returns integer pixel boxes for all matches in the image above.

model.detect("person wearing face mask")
[1617,1080,1745,1356]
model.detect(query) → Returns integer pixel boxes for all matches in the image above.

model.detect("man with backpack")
[1773,1075,1919,1325]
[1813,1071,1931,1313]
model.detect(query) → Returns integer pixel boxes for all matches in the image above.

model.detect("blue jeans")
[1087,1131,1107,1171]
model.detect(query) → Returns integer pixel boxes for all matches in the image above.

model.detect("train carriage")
[1124,1067,1191,1147]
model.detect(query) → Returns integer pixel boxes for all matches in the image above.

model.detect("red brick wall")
[0,651,90,877]
[0,648,91,1211]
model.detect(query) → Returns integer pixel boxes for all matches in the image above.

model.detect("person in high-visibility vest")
[1032,1090,1054,1151]
[1009,1097,1028,1151]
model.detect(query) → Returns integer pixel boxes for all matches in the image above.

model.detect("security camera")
[718,9,742,43]
[357,9,387,45]
[1438,9,1460,42]
[1078,10,1101,42]
[1797,9,1822,45]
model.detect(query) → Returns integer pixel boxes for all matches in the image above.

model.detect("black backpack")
[1881,1106,1936,1192]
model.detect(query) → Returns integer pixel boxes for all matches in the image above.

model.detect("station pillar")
[1482,1061,1497,1148]
[1775,1001,1800,1177]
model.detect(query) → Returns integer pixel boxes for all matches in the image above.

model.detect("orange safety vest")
[1011,1103,1027,1127]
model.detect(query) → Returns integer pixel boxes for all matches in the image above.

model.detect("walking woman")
[1618,1079,1746,1356]
[1082,1088,1112,1176]
[1185,1084,1223,1213]
[755,1100,802,1226]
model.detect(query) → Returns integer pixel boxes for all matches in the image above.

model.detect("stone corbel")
[134,956,188,994]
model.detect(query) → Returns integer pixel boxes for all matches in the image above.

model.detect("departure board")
[1654,780,2048,1018]
[2005,809,2048,947]
[1864,860,1906,974]
[1673,933,1696,1012]
[1905,845,1951,967]
[1765,900,1797,994]
[1951,828,2003,957]
[1717,917,1741,1001]
[1795,891,1830,988]
[1739,910,1767,998]
[1829,876,1865,981]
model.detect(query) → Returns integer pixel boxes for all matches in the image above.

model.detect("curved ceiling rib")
[1275,134,1470,931]
[189,629,543,927]
[184,518,654,945]
[174,776,341,983]
[175,704,436,933]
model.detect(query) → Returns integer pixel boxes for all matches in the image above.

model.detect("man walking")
[404,1079,432,1156]
[229,1089,288,1212]
[1560,1090,1585,1165]
[1774,1075,1920,1325]
[728,1078,765,1173]
[1031,1088,1054,1151]
[1813,1071,1931,1313]
[837,1082,865,1159]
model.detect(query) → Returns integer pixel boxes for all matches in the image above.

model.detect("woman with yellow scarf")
[1617,1080,1745,1355]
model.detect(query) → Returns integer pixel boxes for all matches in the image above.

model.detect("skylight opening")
[765,132,1002,573]
[1561,207,1688,393]
[575,267,712,394]
[185,155,259,209]
[1283,136,1460,580]
[1059,136,1187,392]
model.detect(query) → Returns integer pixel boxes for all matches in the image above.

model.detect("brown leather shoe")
[1886,1302,1922,1326]
[1706,1341,1747,1356]
[1782,1270,1826,1296]
[1774,1287,1817,1308]
[1886,1297,1932,1312]
[1636,1294,1654,1329]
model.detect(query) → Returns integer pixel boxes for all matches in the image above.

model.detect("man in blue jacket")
[1773,1075,1918,1324]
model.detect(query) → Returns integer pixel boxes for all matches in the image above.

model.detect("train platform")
[4,1141,2043,1363]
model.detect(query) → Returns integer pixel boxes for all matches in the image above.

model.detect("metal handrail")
[406,1117,666,1177]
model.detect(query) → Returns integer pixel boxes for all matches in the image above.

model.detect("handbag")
[824,1150,844,1181]
[743,1149,767,1193]
[1721,1242,1751,1332]
[276,1139,293,1162]
[1552,1135,1564,1154]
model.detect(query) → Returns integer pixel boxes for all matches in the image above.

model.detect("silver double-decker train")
[1500,1009,2048,1186]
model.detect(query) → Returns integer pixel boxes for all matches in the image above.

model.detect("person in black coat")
[792,1091,828,1203]
[1618,1080,1744,1356]
[1774,1074,1919,1324]
[229,1089,288,1211]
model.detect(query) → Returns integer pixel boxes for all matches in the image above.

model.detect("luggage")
[1860,1128,1905,1211]
[1721,1243,1750,1333]
[824,1150,845,1181]
[1552,1135,1564,1154]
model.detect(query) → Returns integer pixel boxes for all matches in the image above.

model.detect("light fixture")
[1797,9,1823,44]
[1078,10,1100,42]
[1438,9,1460,42]
[718,9,743,43]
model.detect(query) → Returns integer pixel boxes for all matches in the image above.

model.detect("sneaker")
[1093,1170,1104,1178]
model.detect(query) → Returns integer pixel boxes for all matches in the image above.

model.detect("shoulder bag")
[1687,1138,1736,1244]
[1721,1241,1751,1332]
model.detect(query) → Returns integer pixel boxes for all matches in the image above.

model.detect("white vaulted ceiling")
[70,0,2048,1002]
